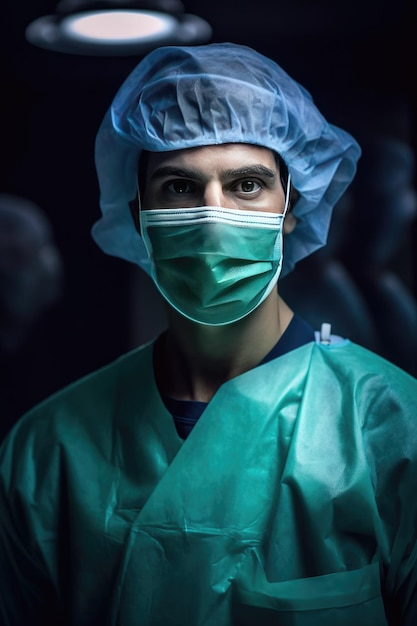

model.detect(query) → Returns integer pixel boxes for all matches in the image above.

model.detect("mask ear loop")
[137,183,142,211]
[137,183,145,237]
[283,173,292,217]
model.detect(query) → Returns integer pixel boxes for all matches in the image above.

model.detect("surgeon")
[1,43,417,626]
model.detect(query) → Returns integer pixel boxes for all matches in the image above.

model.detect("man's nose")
[203,183,234,208]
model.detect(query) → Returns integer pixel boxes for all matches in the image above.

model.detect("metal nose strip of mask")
[141,207,284,228]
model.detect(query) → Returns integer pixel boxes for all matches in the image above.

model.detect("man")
[1,43,417,625]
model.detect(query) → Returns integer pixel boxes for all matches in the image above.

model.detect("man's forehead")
[145,143,278,173]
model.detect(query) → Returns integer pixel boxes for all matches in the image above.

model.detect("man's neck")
[154,292,293,403]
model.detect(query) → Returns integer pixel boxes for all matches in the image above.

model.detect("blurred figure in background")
[0,194,63,440]
[281,122,417,377]
[341,134,417,375]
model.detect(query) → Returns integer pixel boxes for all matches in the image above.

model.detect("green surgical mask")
[140,187,290,326]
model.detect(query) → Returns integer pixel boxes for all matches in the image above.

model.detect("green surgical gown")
[1,338,417,625]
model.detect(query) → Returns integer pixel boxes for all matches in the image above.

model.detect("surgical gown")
[1,337,417,625]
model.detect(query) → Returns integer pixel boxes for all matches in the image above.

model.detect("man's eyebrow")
[149,166,203,181]
[222,165,276,179]
[149,164,277,181]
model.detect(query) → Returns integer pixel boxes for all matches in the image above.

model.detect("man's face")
[141,144,296,232]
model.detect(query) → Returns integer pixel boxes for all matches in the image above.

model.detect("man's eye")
[166,180,192,194]
[237,180,261,193]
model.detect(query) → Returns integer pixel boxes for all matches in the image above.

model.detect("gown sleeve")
[358,352,417,626]
[0,416,65,625]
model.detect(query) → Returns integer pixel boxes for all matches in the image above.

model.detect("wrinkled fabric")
[92,43,361,277]
[1,339,417,625]
[140,206,286,325]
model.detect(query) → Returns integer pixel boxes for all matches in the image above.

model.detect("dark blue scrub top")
[163,314,315,439]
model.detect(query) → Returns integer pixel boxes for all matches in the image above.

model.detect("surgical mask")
[140,176,291,326]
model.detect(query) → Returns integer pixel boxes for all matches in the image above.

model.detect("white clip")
[320,322,331,345]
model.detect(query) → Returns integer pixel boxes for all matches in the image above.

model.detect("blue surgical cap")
[92,42,361,276]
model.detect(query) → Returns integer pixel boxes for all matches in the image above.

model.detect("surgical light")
[25,1,212,56]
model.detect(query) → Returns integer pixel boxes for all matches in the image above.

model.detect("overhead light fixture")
[25,0,212,56]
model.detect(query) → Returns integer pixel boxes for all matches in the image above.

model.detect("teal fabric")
[140,206,285,325]
[1,340,417,625]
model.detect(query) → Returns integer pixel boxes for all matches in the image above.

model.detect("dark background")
[1,0,416,438]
